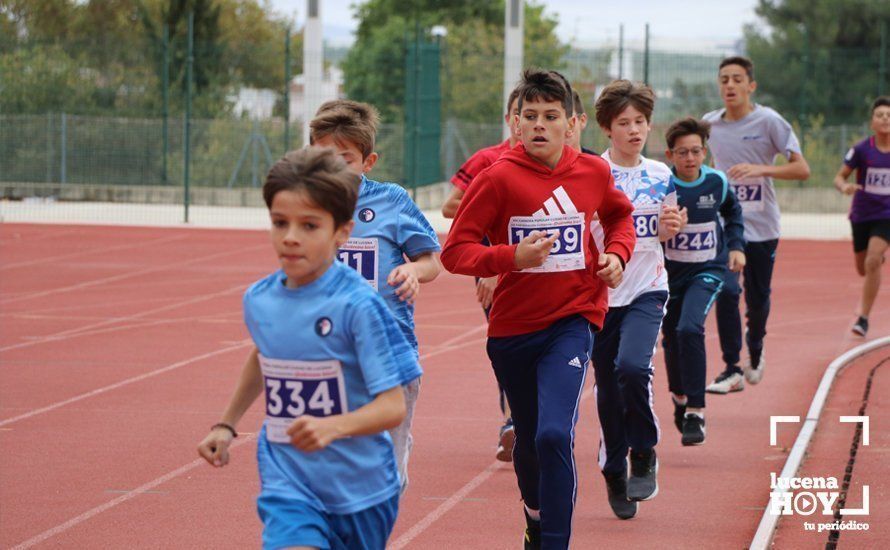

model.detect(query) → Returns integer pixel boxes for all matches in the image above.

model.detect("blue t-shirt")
[665,165,745,290]
[243,261,416,514]
[338,176,440,379]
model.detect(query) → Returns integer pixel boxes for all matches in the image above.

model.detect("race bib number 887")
[508,213,586,273]
[259,355,349,444]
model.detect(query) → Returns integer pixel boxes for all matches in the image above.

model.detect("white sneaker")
[705,369,744,394]
[744,354,765,385]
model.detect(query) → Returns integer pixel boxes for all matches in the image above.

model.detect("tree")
[342,0,568,123]
[744,0,890,126]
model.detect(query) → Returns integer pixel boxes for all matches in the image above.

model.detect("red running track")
[1,223,888,549]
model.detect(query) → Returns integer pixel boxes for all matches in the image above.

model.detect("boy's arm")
[287,386,406,452]
[441,174,517,277]
[595,172,636,268]
[727,152,810,182]
[388,252,441,304]
[719,185,746,252]
[834,165,857,195]
[442,187,465,218]
[197,347,264,467]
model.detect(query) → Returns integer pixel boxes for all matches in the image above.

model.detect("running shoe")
[627,448,658,501]
[705,368,744,394]
[496,421,515,462]
[852,316,869,337]
[744,354,765,385]
[523,508,542,549]
[602,470,637,520]
[681,414,706,446]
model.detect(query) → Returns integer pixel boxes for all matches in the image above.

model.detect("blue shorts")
[257,492,399,550]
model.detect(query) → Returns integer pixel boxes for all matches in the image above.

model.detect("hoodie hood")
[500,143,580,178]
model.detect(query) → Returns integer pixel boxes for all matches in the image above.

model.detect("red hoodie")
[441,144,636,337]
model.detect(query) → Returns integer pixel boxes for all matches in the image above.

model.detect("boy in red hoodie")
[441,69,635,550]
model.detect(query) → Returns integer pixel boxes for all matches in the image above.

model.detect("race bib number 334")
[259,355,349,444]
[508,213,585,273]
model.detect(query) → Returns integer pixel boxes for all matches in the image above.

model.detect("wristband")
[211,422,238,438]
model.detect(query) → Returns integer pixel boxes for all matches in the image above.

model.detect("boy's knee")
[864,254,883,273]
[535,425,571,452]
[614,356,651,381]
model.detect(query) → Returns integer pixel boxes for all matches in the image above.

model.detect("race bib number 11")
[508,213,586,273]
[259,355,349,444]
[338,238,379,290]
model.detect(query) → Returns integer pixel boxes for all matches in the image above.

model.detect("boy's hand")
[596,253,624,288]
[514,230,560,270]
[476,276,497,309]
[197,428,234,467]
[839,182,859,196]
[728,250,746,272]
[388,264,420,304]
[659,205,684,241]
[287,416,342,452]
[727,163,765,180]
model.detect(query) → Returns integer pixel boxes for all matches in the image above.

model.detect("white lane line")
[0,341,252,427]
[0,234,187,271]
[0,284,245,353]
[749,336,890,550]
[9,434,257,549]
[0,244,264,305]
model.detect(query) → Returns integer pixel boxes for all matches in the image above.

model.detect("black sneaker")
[602,470,637,520]
[672,396,687,433]
[681,414,706,446]
[523,508,542,549]
[852,316,868,337]
[627,448,658,501]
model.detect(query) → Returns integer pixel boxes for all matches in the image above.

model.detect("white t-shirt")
[702,104,802,242]
[592,151,676,307]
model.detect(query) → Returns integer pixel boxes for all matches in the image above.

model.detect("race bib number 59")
[259,355,349,444]
[508,213,585,273]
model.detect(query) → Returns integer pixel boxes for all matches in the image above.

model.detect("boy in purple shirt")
[834,96,890,336]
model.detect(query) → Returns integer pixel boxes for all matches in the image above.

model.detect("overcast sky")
[268,0,763,47]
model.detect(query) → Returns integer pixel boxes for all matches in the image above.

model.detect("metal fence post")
[618,24,624,80]
[880,20,887,96]
[183,12,194,223]
[162,24,169,184]
[284,26,291,154]
[60,112,67,184]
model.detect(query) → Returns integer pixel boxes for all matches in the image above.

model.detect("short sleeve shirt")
[844,136,890,222]
[244,262,415,514]
[703,104,802,242]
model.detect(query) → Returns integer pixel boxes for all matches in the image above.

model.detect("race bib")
[731,180,764,212]
[508,213,585,273]
[666,221,718,263]
[259,355,349,444]
[338,238,378,290]
[864,168,890,196]
[632,203,660,251]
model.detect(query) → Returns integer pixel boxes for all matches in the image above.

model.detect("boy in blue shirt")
[197,147,413,550]
[662,118,746,445]
[309,100,441,492]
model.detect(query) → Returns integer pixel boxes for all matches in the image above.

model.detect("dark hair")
[310,99,379,158]
[516,68,573,115]
[263,147,361,228]
[572,90,585,116]
[594,80,656,128]
[507,86,521,116]
[872,96,890,114]
[719,56,755,81]
[665,117,712,149]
